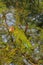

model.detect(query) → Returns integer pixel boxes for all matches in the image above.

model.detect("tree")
[0,0,43,65]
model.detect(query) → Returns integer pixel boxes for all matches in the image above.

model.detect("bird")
[13,26,33,50]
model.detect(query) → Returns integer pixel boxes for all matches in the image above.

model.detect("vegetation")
[0,0,43,65]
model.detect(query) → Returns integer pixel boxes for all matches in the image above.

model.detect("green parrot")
[13,26,33,50]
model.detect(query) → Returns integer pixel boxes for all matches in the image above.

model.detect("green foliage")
[0,0,43,65]
[0,2,8,13]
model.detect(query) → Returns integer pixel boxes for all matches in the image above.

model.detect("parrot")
[13,26,33,50]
